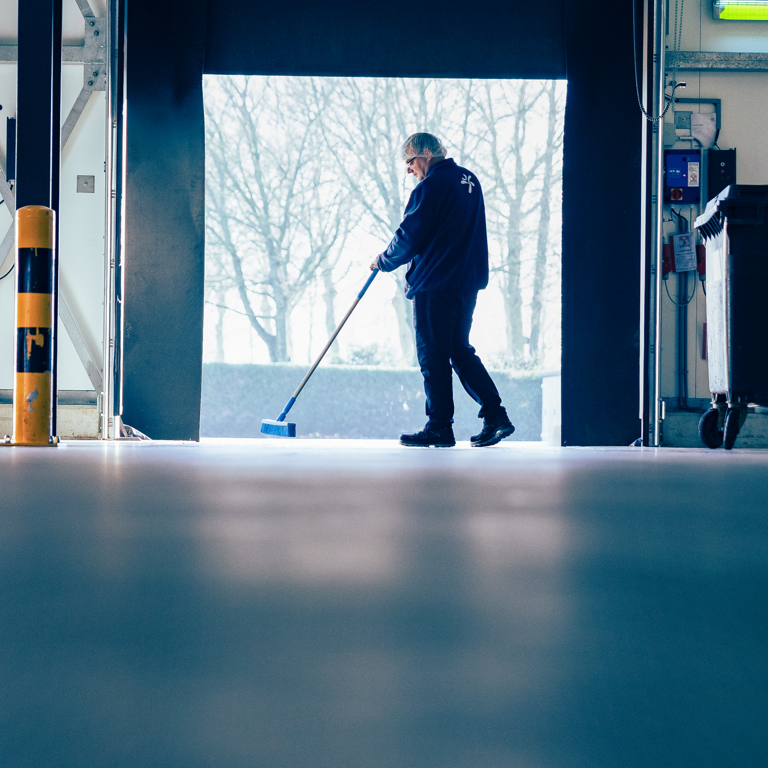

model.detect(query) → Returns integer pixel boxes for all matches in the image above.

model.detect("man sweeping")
[372,132,515,447]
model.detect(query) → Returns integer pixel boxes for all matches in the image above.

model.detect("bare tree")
[205,76,351,362]
[296,125,353,361]
[475,80,553,367]
[528,81,564,364]
[204,75,565,374]
[203,241,235,362]
[318,78,467,366]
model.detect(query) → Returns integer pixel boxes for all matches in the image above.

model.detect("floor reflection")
[1,441,767,767]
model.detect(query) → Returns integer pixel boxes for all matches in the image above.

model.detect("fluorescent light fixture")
[713,1,768,20]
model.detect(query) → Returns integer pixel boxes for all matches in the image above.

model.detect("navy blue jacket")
[376,158,489,298]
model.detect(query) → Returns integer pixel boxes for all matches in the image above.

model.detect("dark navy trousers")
[412,290,504,430]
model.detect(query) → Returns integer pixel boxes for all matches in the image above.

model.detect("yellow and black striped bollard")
[12,206,58,446]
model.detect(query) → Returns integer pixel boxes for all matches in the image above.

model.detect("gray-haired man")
[372,132,514,447]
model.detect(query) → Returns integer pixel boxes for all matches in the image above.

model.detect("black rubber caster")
[724,408,741,450]
[698,408,724,449]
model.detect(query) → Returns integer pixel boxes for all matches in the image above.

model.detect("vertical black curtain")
[122,0,207,439]
[562,0,642,445]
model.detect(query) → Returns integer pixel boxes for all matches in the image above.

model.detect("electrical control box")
[707,148,736,199]
[664,149,701,204]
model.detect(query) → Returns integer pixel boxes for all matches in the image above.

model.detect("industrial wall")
[0,0,106,437]
[3,0,648,444]
[659,4,768,434]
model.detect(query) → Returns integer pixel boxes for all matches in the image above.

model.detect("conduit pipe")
[651,0,666,446]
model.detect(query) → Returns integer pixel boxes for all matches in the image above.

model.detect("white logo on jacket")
[461,174,475,193]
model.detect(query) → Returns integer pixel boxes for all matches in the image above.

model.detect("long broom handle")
[276,268,379,421]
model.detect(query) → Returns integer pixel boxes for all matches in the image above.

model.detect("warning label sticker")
[688,162,700,187]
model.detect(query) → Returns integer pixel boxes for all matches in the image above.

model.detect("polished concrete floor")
[1,439,767,768]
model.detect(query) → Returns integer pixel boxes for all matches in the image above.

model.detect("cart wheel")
[724,408,741,450]
[699,409,724,449]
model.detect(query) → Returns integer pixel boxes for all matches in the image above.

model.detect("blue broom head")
[260,419,296,437]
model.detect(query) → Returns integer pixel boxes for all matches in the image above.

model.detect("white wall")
[0,0,107,394]
[660,0,768,403]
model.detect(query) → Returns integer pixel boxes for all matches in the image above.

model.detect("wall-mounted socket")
[674,111,692,130]
[77,175,95,193]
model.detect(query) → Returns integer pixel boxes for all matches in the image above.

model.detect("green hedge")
[201,363,542,440]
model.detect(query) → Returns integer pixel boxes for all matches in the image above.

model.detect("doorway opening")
[202,76,565,440]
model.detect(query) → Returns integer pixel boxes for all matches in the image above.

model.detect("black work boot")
[400,425,456,447]
[471,415,515,447]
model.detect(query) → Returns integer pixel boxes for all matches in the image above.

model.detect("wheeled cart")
[695,185,768,449]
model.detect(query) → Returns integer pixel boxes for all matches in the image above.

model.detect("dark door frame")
[120,0,642,445]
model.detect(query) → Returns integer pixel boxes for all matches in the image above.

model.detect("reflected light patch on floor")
[1,440,767,768]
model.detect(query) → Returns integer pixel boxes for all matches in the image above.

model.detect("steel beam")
[61,86,95,150]
[75,0,95,18]
[59,293,104,392]
[50,0,64,435]
[651,0,666,447]
[0,45,104,64]
[16,0,60,210]
[0,164,14,271]
[4,20,103,395]
[0,166,14,215]
[103,0,127,438]
[1,181,103,391]
[4,10,105,396]
[1,16,105,70]
[0,223,14,276]
[667,51,768,72]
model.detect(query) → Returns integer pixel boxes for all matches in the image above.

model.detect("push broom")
[260,268,379,437]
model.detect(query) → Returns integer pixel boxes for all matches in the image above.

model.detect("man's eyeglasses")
[406,156,419,167]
